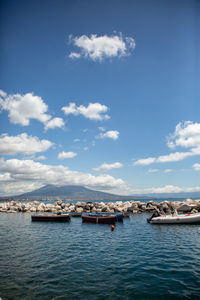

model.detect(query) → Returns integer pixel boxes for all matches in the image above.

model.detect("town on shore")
[1,198,200,214]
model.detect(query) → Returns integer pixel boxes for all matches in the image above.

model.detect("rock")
[108,203,115,209]
[115,207,123,213]
[34,201,40,206]
[61,203,66,209]
[76,201,86,208]
[57,200,62,206]
[101,206,108,212]
[55,205,61,211]
[30,207,37,212]
[177,204,192,213]
[68,205,75,212]
[76,207,83,213]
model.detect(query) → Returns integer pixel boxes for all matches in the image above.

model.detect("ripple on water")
[1,213,200,299]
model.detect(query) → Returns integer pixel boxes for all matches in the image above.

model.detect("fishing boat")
[31,214,71,222]
[82,213,116,224]
[147,212,200,224]
[89,212,124,222]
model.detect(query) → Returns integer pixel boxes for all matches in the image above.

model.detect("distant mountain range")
[8,184,149,201]
[2,184,200,201]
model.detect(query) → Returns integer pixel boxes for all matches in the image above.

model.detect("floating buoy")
[111,225,115,231]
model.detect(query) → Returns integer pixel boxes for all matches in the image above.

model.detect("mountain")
[10,184,149,201]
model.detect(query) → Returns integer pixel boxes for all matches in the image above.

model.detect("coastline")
[1,198,200,214]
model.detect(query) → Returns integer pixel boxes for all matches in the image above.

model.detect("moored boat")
[31,214,71,222]
[82,213,116,224]
[89,212,124,222]
[148,212,200,224]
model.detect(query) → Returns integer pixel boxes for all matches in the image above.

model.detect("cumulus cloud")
[167,121,200,149]
[132,184,200,195]
[134,121,200,166]
[98,130,119,140]
[0,133,53,155]
[0,90,64,130]
[68,33,136,61]
[35,155,46,161]
[44,117,64,131]
[0,158,131,196]
[193,163,200,171]
[62,102,110,121]
[0,89,7,98]
[93,162,123,171]
[69,52,81,59]
[58,151,77,159]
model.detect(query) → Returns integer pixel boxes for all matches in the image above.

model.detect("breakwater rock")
[1,198,200,214]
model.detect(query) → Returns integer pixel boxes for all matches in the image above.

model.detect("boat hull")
[32,214,71,222]
[89,212,124,222]
[82,214,116,224]
[150,213,200,224]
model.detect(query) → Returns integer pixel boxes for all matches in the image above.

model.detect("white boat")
[148,212,200,224]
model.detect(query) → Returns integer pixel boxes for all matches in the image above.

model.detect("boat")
[89,212,124,222]
[82,213,116,224]
[31,214,71,222]
[147,212,200,224]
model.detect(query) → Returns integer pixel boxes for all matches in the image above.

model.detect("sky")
[0,0,200,196]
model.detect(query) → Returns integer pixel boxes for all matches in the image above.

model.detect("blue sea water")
[1,212,200,300]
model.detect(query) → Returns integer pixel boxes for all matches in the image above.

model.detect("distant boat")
[31,214,71,222]
[147,213,200,224]
[82,213,116,224]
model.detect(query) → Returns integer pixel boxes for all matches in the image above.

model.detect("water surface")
[1,213,200,299]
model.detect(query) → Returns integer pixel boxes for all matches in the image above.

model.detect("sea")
[1,201,200,300]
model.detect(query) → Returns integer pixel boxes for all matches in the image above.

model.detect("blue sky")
[0,0,200,196]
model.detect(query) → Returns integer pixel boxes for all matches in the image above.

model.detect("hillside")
[11,184,149,201]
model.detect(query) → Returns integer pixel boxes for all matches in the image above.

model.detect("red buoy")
[111,225,115,231]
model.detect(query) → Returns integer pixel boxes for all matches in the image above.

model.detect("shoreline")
[1,198,200,214]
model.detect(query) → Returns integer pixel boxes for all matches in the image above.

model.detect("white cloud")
[0,89,7,98]
[98,130,119,140]
[134,157,156,166]
[134,151,194,166]
[164,169,173,173]
[58,151,77,159]
[68,33,136,61]
[0,133,53,155]
[167,121,200,149]
[0,158,131,196]
[62,102,110,121]
[44,117,64,131]
[69,52,81,59]
[134,121,200,166]
[0,90,64,130]
[35,155,46,161]
[147,169,158,174]
[193,163,200,171]
[93,162,123,171]
[132,184,200,195]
